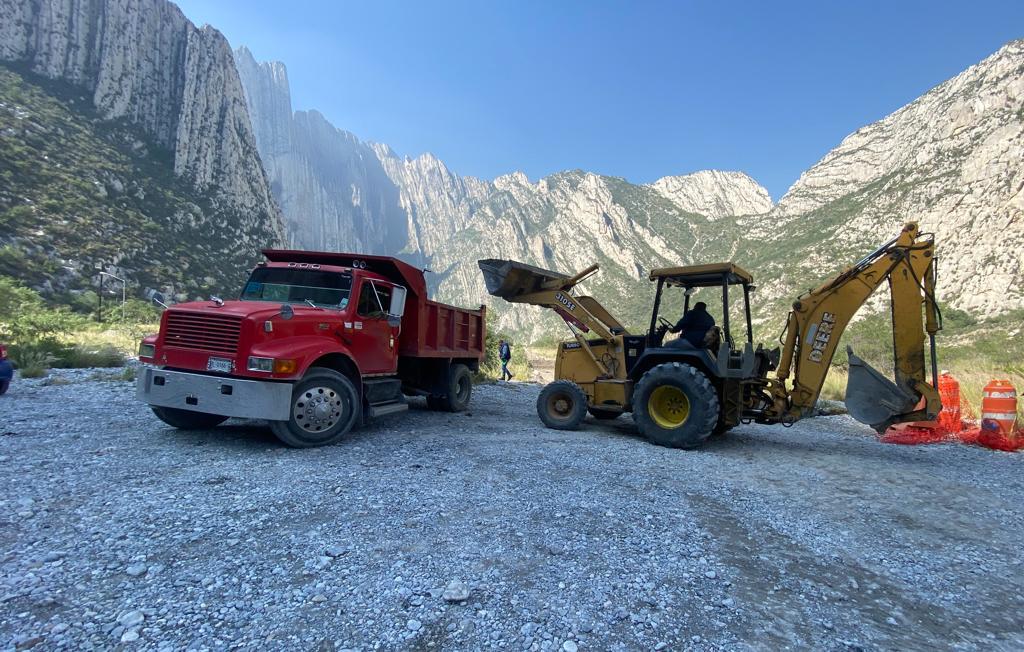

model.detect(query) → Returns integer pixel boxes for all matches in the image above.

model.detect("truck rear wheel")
[270,367,360,448]
[428,363,473,412]
[633,362,719,449]
[537,380,588,430]
[151,406,228,430]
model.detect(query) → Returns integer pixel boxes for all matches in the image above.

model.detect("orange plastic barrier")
[937,372,962,432]
[881,372,961,445]
[879,374,1022,451]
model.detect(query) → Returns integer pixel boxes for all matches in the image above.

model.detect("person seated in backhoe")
[667,301,716,349]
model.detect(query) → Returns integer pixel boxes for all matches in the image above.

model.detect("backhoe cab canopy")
[648,262,755,347]
[649,263,754,288]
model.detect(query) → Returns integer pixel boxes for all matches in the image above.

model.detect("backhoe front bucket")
[844,347,919,432]
[477,259,567,301]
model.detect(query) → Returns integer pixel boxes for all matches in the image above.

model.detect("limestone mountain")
[0,0,284,300]
[234,46,407,255]
[237,50,771,338]
[740,39,1024,327]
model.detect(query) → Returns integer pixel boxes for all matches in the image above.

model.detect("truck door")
[353,280,399,374]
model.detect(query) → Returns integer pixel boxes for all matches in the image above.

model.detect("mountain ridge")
[0,0,285,299]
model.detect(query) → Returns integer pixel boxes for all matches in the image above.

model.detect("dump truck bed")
[400,298,485,359]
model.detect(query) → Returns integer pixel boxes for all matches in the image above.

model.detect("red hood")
[168,300,337,321]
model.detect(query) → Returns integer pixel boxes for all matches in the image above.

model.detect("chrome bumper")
[136,367,292,421]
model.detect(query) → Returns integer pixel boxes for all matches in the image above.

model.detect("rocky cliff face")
[235,47,407,255]
[650,170,773,218]
[237,40,1023,340]
[237,49,769,337]
[0,0,284,296]
[745,39,1024,321]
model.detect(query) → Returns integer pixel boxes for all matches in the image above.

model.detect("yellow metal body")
[480,221,942,430]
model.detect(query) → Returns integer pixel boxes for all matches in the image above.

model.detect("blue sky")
[175,0,1023,201]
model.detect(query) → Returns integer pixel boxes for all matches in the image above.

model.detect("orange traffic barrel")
[981,379,1018,436]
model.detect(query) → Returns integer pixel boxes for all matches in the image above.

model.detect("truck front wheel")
[271,368,360,448]
[633,362,719,449]
[151,406,228,430]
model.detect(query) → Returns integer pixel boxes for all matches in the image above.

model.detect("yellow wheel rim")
[648,385,690,429]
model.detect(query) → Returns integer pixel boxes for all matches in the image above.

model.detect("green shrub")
[60,344,125,368]
[14,349,55,378]
[120,366,137,382]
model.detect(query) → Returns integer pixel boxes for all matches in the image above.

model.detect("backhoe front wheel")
[633,362,719,449]
[537,380,588,430]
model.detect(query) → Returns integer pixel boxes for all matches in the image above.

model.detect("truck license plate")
[206,357,233,373]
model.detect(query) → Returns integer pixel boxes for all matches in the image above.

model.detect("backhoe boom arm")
[771,223,941,430]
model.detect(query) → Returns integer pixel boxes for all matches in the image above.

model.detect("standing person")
[499,339,514,381]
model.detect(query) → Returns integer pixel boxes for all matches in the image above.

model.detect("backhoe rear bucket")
[844,347,919,432]
[477,259,567,301]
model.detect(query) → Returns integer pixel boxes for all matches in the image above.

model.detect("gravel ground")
[2,369,1023,652]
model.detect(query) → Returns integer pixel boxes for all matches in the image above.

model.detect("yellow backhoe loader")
[478,222,942,449]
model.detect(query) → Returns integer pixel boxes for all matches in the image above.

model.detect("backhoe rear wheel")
[537,380,588,430]
[633,362,719,449]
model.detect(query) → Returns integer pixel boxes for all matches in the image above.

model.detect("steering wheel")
[658,316,674,330]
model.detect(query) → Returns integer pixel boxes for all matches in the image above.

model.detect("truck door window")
[357,281,392,319]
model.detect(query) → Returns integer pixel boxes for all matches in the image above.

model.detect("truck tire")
[588,407,620,420]
[270,367,360,448]
[429,363,473,412]
[537,380,588,430]
[633,362,719,449]
[151,406,228,430]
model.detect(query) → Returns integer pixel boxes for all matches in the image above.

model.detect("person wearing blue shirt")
[498,339,514,381]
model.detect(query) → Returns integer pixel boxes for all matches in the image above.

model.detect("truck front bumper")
[136,367,292,421]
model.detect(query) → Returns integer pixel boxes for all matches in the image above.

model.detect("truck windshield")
[241,268,352,308]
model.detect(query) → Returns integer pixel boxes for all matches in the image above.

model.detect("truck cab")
[137,251,485,447]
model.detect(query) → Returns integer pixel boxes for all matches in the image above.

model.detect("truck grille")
[164,312,243,355]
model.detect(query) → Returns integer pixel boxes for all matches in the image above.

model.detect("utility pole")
[99,272,128,321]
[97,267,104,322]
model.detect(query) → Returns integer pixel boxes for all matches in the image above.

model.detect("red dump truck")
[137,250,486,447]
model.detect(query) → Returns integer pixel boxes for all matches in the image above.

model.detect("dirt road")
[1,371,1022,651]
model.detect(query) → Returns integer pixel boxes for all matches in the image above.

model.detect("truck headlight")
[138,343,156,359]
[247,356,274,372]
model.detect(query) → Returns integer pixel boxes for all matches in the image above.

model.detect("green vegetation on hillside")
[0,276,160,376]
[0,62,270,305]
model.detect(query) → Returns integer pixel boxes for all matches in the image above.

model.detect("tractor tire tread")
[537,380,588,430]
[633,362,719,449]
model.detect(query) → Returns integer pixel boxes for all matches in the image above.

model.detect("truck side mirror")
[389,286,407,319]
